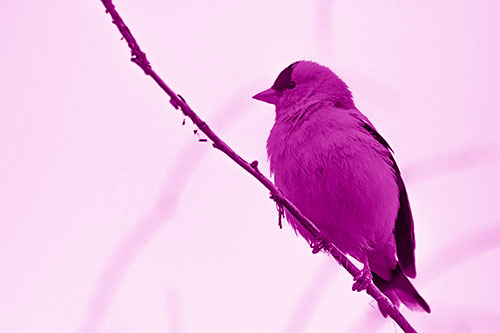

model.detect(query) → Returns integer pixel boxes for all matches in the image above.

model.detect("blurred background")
[1,1,500,332]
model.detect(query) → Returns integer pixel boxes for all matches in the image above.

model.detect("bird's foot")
[310,231,333,254]
[311,239,327,254]
[352,266,372,292]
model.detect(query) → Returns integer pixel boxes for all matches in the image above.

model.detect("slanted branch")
[98,1,418,332]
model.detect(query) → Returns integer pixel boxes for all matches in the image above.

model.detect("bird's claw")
[311,240,325,254]
[352,267,372,292]
[310,235,332,254]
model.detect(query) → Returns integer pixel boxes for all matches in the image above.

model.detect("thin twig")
[98,1,418,332]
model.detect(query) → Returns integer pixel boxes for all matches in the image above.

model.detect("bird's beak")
[252,88,280,105]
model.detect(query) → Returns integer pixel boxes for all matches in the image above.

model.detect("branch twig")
[99,1,418,332]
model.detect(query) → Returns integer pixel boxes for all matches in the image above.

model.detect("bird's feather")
[359,121,416,278]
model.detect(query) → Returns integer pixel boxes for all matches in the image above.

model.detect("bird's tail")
[372,264,430,316]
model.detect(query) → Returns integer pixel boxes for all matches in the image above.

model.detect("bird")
[252,60,430,314]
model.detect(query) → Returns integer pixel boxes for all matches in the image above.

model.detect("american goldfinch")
[253,61,430,313]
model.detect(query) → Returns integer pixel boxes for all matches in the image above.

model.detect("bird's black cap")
[271,61,299,92]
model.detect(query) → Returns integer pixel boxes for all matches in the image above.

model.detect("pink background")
[2,1,500,332]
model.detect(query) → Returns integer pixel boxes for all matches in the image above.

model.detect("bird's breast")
[266,109,399,257]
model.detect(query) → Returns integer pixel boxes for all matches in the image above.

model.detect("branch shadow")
[78,85,257,333]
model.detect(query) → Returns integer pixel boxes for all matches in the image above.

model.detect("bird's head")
[253,61,355,115]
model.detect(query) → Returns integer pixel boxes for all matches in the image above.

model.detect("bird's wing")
[349,109,417,278]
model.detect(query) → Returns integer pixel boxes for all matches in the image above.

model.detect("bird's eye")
[287,81,296,89]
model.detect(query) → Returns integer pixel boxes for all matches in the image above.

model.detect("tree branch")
[98,1,418,332]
